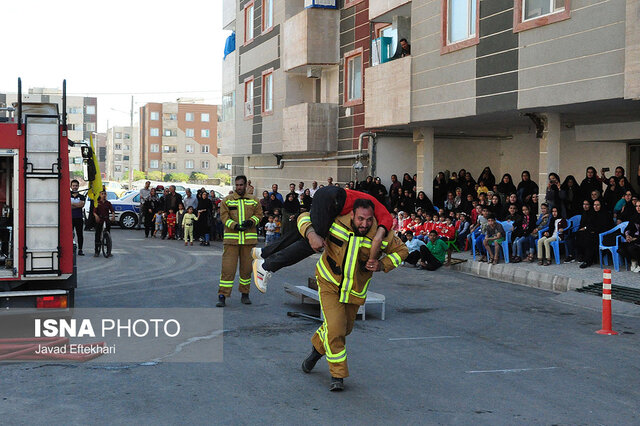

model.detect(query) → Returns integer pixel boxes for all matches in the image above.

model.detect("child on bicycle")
[154,209,164,238]
[93,190,115,257]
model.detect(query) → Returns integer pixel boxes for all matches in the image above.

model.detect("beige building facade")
[105,126,140,181]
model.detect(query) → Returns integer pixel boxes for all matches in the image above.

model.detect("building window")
[185,160,194,169]
[115,143,122,150]
[185,112,194,122]
[202,160,210,169]
[164,129,177,137]
[441,0,479,53]
[514,0,570,32]
[244,77,254,119]
[115,132,122,139]
[150,111,160,120]
[186,128,195,137]
[186,145,194,153]
[222,92,235,121]
[344,49,363,106]
[85,105,96,115]
[163,145,177,153]
[150,128,160,137]
[85,123,96,131]
[123,155,129,161]
[115,154,122,161]
[201,113,210,122]
[124,133,130,139]
[262,0,273,32]
[201,129,210,138]
[244,1,255,44]
[150,160,159,169]
[124,145,130,151]
[150,144,160,153]
[202,145,210,153]
[262,70,273,114]
[115,165,121,172]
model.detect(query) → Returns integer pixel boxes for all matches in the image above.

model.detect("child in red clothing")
[166,209,177,239]
[438,216,456,241]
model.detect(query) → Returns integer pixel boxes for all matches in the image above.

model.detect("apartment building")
[139,102,219,177]
[366,0,640,197]
[105,126,140,181]
[95,132,107,178]
[221,0,395,192]
[0,87,97,173]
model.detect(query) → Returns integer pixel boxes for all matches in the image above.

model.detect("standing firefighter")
[217,175,263,307]
[298,198,408,391]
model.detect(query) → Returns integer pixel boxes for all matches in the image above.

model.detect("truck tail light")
[36,295,68,309]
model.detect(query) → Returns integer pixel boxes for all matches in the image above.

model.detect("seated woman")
[575,199,612,268]
[618,200,640,272]
[537,207,566,266]
[511,205,535,263]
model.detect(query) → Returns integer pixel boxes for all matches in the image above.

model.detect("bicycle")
[100,219,112,258]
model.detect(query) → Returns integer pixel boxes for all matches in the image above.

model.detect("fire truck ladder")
[22,107,62,276]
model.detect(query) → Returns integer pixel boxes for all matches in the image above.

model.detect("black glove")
[242,220,254,229]
[234,223,245,231]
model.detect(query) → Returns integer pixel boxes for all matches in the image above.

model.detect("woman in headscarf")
[414,191,436,216]
[462,172,476,197]
[432,172,447,208]
[545,173,562,214]
[373,177,387,204]
[453,187,464,212]
[579,166,602,202]
[575,199,609,268]
[618,200,640,272]
[269,192,283,212]
[402,173,414,194]
[496,173,516,205]
[282,192,300,236]
[300,188,313,212]
[196,190,213,246]
[390,186,404,212]
[479,167,496,190]
[516,170,539,205]
[560,175,581,218]
[488,194,503,220]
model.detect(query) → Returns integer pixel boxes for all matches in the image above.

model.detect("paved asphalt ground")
[2,228,640,425]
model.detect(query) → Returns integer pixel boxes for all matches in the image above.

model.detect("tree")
[214,172,231,185]
[189,172,209,182]
[71,170,84,179]
[164,172,190,182]
[147,171,162,181]
[133,170,146,181]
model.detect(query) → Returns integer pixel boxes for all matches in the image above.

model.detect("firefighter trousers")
[218,244,254,297]
[311,279,360,378]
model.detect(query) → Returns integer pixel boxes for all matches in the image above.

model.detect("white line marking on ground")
[389,336,460,341]
[465,367,559,374]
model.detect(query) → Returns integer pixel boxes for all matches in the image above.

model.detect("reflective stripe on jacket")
[297,212,408,305]
[221,192,263,245]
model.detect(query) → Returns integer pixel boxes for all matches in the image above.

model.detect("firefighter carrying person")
[217,175,263,307]
[298,198,408,391]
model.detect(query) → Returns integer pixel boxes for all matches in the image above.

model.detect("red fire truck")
[0,79,80,311]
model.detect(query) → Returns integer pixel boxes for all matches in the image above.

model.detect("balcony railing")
[282,103,338,153]
[364,56,411,128]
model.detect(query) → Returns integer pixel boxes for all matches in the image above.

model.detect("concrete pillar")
[538,113,561,188]
[414,127,434,200]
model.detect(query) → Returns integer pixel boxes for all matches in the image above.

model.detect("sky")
[0,0,230,132]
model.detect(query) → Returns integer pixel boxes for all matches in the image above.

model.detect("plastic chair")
[599,221,629,272]
[549,216,577,265]
[470,228,482,260]
[569,215,581,232]
[497,221,514,263]
[446,231,460,252]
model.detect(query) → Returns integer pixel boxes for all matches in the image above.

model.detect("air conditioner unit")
[304,0,337,8]
[244,100,253,117]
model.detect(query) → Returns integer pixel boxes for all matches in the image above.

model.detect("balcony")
[282,8,339,73]
[369,0,411,21]
[364,56,411,128]
[222,0,235,30]
[282,103,338,153]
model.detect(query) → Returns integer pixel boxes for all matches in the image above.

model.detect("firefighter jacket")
[221,191,263,245]
[297,212,408,305]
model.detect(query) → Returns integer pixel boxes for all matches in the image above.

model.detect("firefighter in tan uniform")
[298,198,408,391]
[216,175,262,307]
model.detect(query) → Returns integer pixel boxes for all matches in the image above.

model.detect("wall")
[559,129,628,180]
[373,136,416,188]
[365,56,411,128]
[245,155,339,195]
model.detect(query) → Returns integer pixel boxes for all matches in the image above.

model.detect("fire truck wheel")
[119,212,138,229]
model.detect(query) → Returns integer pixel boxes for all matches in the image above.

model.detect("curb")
[450,260,591,293]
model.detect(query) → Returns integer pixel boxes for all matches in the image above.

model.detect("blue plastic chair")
[497,221,514,263]
[599,222,629,272]
[569,215,581,232]
[549,216,578,265]
[470,227,482,260]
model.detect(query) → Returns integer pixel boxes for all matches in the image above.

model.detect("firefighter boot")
[302,346,323,373]
[241,293,252,305]
[216,295,226,307]
[329,377,344,392]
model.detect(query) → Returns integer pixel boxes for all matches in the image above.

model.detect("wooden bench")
[284,284,386,321]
